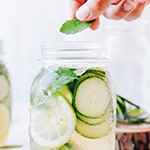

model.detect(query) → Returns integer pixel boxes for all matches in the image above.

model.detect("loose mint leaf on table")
[60,19,94,34]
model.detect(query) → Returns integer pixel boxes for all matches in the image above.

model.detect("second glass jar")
[29,41,116,150]
[0,40,11,144]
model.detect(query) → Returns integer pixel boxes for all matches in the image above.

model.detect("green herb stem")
[0,145,22,149]
[117,95,140,109]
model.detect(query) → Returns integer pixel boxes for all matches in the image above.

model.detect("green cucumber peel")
[84,68,106,78]
[116,95,150,123]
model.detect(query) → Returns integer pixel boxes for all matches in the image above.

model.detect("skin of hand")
[72,0,149,30]
[71,0,112,30]
[104,0,148,21]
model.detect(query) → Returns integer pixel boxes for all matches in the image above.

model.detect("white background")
[0,0,69,102]
[0,0,150,108]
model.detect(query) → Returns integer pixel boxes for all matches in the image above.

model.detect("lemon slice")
[0,104,10,137]
[0,75,10,101]
[30,95,76,148]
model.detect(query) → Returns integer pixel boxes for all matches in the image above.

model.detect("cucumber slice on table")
[73,73,111,118]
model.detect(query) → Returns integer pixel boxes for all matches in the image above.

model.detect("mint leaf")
[64,141,81,150]
[50,68,78,94]
[32,94,57,110]
[60,19,93,34]
[31,68,78,109]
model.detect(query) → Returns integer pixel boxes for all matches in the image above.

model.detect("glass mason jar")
[0,40,11,143]
[29,41,116,150]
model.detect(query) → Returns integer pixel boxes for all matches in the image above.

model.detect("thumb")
[76,0,111,21]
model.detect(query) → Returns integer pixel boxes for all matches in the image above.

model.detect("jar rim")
[40,41,109,67]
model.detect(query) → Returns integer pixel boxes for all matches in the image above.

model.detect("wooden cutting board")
[115,122,150,150]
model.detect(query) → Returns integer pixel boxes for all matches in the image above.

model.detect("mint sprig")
[50,68,78,94]
[31,68,78,109]
[60,19,93,34]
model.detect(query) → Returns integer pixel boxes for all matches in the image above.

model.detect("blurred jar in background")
[105,20,150,114]
[0,40,11,143]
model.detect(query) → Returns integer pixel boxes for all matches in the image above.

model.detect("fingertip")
[125,0,147,21]
[76,0,112,21]
[104,0,137,20]
[137,0,146,3]
[76,5,92,21]
[147,0,150,4]
[71,0,86,19]
[90,18,100,30]
[123,0,136,12]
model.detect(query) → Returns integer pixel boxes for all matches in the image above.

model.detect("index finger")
[71,0,87,18]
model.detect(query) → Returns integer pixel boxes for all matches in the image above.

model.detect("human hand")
[71,0,112,30]
[71,0,149,30]
[104,0,149,21]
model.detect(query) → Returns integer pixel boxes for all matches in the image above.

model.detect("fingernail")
[76,6,92,20]
[123,0,136,11]
[137,0,145,3]
[111,0,121,4]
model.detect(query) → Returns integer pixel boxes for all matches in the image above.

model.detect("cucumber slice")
[75,117,112,139]
[73,73,110,118]
[58,86,72,104]
[84,68,106,79]
[76,102,111,125]
[76,111,106,125]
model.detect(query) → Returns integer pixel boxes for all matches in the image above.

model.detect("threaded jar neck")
[40,41,109,67]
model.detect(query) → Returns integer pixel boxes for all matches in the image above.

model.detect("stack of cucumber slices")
[30,67,114,149]
[73,69,113,138]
